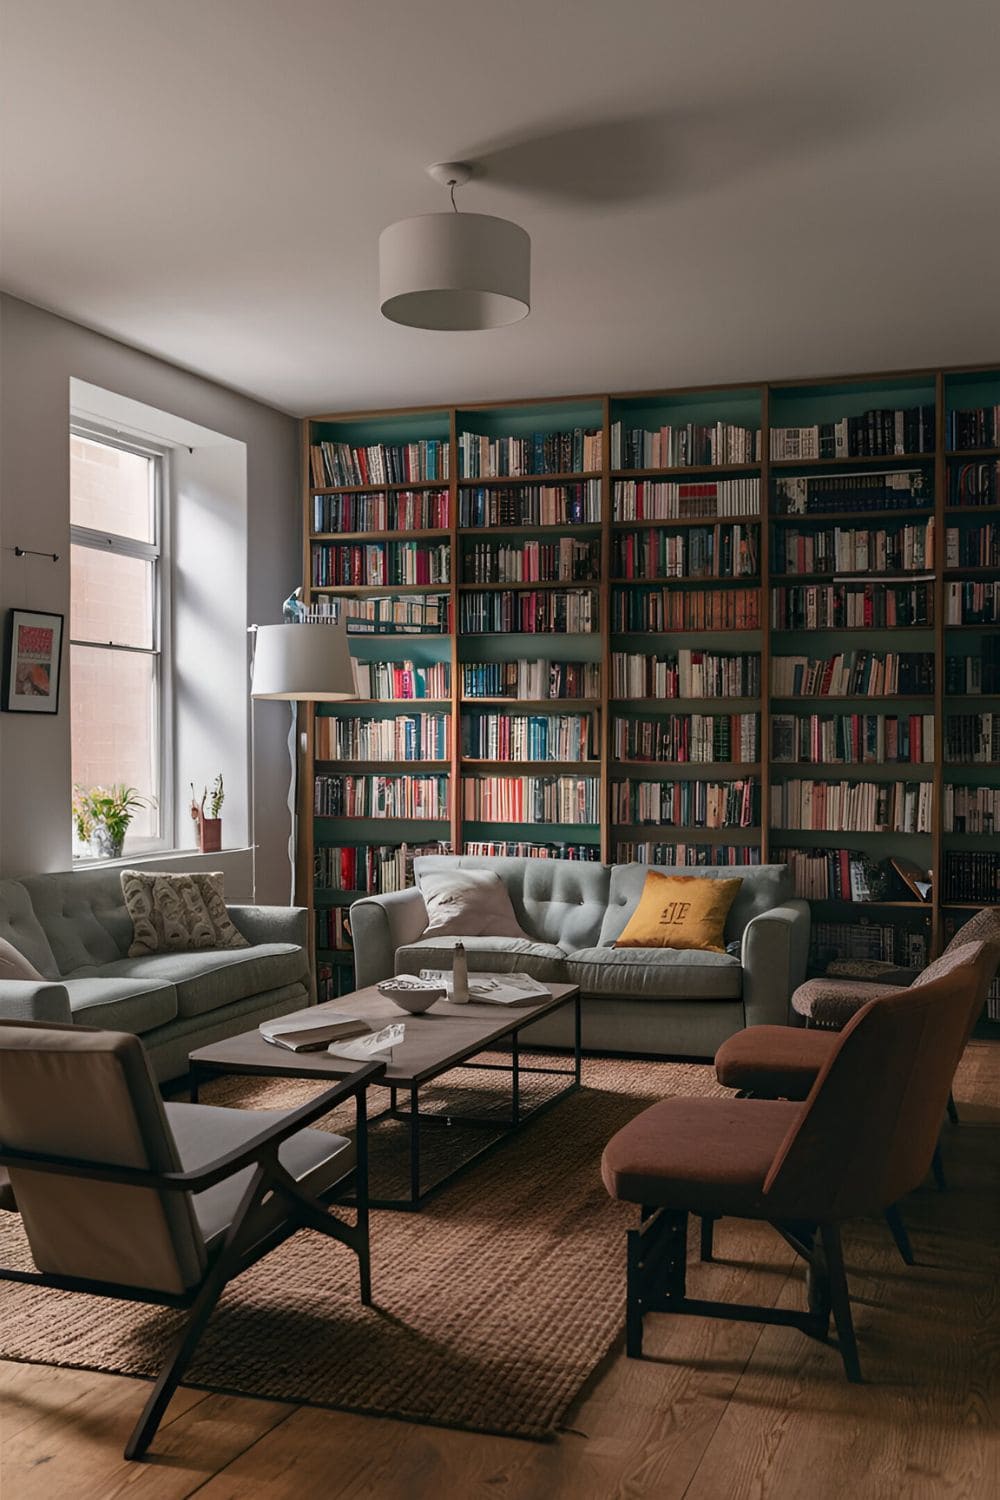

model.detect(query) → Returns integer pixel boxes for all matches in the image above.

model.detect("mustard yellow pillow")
[613,873,742,953]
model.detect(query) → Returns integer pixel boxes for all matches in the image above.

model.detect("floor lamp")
[249,620,357,903]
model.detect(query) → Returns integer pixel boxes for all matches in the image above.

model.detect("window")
[70,430,169,854]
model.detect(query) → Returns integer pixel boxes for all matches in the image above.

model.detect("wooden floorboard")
[1,1042,997,1500]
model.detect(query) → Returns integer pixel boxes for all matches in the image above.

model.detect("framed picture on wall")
[3,609,64,714]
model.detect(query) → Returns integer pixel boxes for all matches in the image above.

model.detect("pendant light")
[379,163,530,331]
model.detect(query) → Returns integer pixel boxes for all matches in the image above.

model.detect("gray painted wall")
[0,294,300,901]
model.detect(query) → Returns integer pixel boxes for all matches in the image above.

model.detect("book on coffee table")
[259,1009,371,1052]
[419,970,550,1005]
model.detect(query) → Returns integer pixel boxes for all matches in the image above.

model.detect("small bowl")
[377,979,446,1014]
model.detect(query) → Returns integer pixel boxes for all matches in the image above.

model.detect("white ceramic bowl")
[377,979,446,1014]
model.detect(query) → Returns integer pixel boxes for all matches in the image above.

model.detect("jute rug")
[0,1054,725,1440]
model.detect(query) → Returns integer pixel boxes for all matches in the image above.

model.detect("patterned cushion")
[120,871,249,959]
[944,909,1000,955]
[791,977,902,1029]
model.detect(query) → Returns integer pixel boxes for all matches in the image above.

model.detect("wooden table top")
[189,981,579,1088]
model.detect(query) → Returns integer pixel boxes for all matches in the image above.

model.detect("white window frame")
[69,423,174,856]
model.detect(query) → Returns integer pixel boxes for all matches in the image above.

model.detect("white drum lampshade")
[250,622,357,701]
[379,212,531,331]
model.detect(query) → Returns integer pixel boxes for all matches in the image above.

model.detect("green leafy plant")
[190,774,225,824]
[73,784,151,855]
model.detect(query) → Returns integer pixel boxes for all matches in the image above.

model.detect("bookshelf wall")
[301,367,1000,1013]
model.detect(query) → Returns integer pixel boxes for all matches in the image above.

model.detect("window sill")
[71,846,253,872]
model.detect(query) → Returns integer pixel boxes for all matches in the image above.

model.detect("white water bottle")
[451,941,469,1003]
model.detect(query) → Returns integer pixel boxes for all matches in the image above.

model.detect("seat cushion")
[81,944,309,1019]
[165,1101,355,1250]
[63,975,178,1034]
[791,977,899,1029]
[601,1096,802,1217]
[715,1025,837,1099]
[395,934,568,983]
[566,946,742,1000]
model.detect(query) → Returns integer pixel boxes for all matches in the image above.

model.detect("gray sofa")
[351,856,810,1058]
[0,868,310,1081]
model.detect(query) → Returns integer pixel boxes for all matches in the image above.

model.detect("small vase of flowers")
[73,784,151,861]
[191,774,224,853]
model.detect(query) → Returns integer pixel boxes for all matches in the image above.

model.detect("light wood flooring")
[2,1042,998,1500]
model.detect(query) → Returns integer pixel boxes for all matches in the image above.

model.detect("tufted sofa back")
[413,855,611,949]
[20,870,134,975]
[0,879,60,978]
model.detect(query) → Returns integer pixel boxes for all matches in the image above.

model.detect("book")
[259,1009,371,1052]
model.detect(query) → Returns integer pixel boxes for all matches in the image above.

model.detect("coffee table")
[189,981,581,1210]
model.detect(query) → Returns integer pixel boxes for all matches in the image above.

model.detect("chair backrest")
[761,952,984,1221]
[910,938,1000,1049]
[0,1021,206,1294]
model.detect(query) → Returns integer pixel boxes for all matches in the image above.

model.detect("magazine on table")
[328,1023,405,1061]
[258,1008,370,1052]
[419,970,551,1005]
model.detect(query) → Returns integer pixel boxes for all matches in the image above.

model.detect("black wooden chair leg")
[931,1139,947,1191]
[946,1091,960,1125]
[700,1215,715,1262]
[820,1224,862,1383]
[884,1204,915,1266]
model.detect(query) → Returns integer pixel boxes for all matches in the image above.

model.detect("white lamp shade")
[379,212,530,330]
[250,622,357,701]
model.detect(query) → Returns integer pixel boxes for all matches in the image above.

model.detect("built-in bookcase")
[302,365,1000,1017]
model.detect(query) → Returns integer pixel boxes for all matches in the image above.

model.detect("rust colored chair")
[601,965,980,1380]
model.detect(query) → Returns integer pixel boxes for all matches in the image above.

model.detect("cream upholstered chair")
[0,1020,381,1461]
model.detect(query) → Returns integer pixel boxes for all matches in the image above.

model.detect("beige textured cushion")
[944,908,1000,955]
[121,871,250,959]
[416,870,528,941]
[0,936,44,982]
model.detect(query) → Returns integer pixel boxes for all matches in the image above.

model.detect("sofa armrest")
[350,888,428,988]
[741,901,811,1027]
[228,904,309,949]
[0,981,73,1025]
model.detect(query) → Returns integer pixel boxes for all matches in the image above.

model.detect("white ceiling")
[2,0,999,416]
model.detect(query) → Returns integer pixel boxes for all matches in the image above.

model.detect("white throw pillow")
[0,936,45,982]
[417,870,528,940]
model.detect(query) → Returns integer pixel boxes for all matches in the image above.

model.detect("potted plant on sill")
[72,784,152,861]
[190,773,224,853]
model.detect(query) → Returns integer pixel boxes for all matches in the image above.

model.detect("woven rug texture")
[0,1054,725,1440]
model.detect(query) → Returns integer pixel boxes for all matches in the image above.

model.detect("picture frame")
[3,609,64,714]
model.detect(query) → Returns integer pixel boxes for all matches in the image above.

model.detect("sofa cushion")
[566,946,742,1000]
[413,855,609,949]
[79,944,308,1020]
[121,871,249,958]
[0,879,60,979]
[395,934,568,983]
[416,869,528,940]
[599,863,793,948]
[0,935,45,982]
[63,976,178,1034]
[21,869,132,973]
[613,872,742,953]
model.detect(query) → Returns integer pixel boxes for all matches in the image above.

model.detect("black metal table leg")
[511,1032,520,1125]
[574,993,582,1085]
[409,1084,421,1206]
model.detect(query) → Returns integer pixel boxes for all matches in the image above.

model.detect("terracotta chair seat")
[714,1026,834,1099]
[602,1097,801,1219]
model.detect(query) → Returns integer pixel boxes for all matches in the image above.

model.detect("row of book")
[311,489,449,535]
[458,482,601,528]
[781,847,893,903]
[307,596,451,634]
[462,775,600,824]
[613,524,759,580]
[350,661,450,701]
[317,962,351,1003]
[614,843,762,865]
[772,522,934,576]
[945,524,1000,569]
[613,587,760,633]
[772,469,930,514]
[314,713,450,762]
[943,713,1000,763]
[770,780,932,832]
[942,851,1000,903]
[950,461,1000,506]
[458,427,602,478]
[314,842,449,894]
[610,778,759,828]
[771,583,933,630]
[612,713,759,764]
[770,407,935,460]
[310,438,449,487]
[612,478,760,520]
[463,840,600,860]
[943,785,1000,834]
[944,644,1000,694]
[945,582,1000,625]
[313,774,450,820]
[315,909,352,952]
[311,541,450,588]
[771,651,933,697]
[461,712,596,762]
[460,660,600,700]
[462,538,599,584]
[947,406,1000,450]
[611,420,761,469]
[459,589,598,635]
[812,920,928,968]
[611,649,760,700]
[771,714,934,765]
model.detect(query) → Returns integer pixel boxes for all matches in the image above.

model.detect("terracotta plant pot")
[198,817,222,853]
